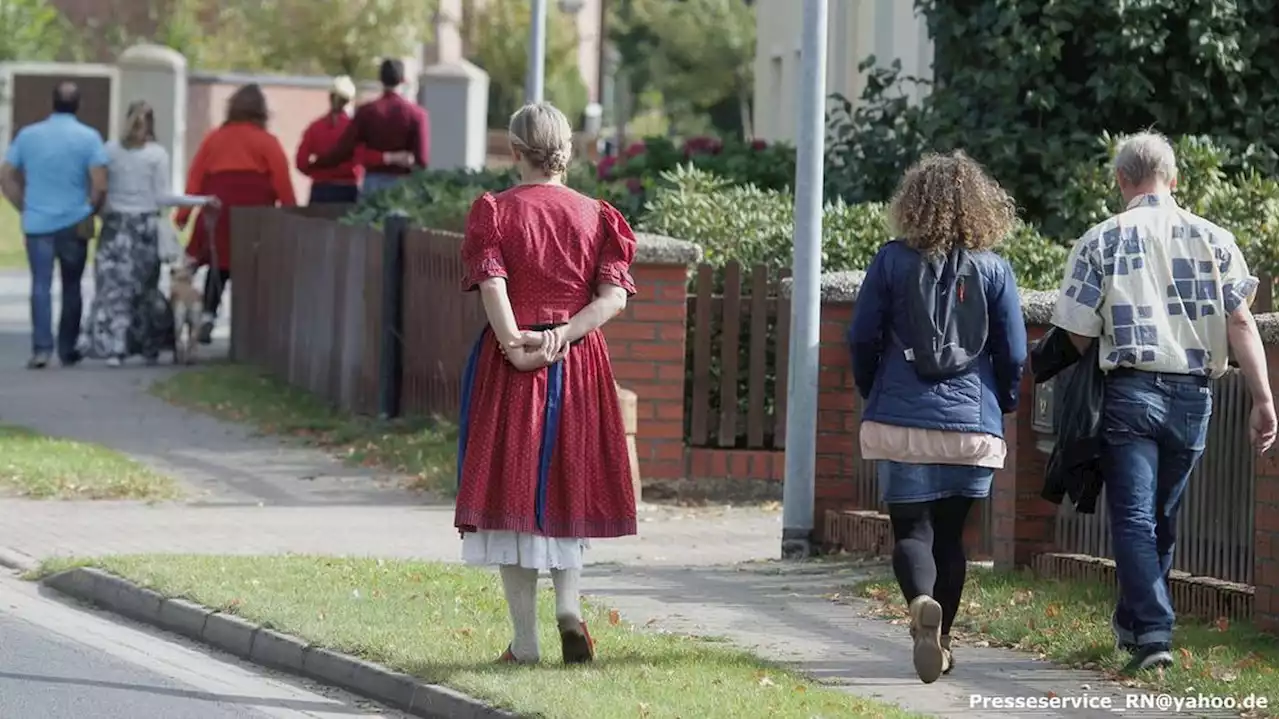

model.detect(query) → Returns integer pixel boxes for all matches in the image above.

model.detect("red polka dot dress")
[455,185,638,570]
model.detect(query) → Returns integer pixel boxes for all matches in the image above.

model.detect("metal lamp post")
[527,0,587,105]
[781,0,829,560]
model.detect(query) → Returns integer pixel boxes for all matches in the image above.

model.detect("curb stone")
[0,547,38,573]
[42,567,518,719]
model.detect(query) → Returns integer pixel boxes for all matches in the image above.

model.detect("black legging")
[203,268,231,320]
[888,496,974,636]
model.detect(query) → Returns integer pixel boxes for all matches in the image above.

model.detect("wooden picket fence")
[685,262,791,449]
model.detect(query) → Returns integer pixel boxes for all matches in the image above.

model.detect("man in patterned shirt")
[1051,132,1276,673]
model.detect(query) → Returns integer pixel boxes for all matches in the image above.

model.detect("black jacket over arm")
[1030,327,1106,513]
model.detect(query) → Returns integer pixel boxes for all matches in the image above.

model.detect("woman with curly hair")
[847,151,1028,683]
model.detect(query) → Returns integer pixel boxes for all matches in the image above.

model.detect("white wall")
[752,0,934,144]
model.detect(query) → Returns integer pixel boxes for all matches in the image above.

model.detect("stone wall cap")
[784,270,1278,342]
[635,233,702,265]
[118,43,187,70]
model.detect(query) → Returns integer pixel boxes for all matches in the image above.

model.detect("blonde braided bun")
[508,102,573,176]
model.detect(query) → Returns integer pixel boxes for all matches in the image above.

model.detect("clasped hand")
[501,327,570,371]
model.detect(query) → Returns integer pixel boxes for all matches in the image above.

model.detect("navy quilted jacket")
[847,240,1028,437]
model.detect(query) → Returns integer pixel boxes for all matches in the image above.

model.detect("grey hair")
[508,102,573,176]
[1113,131,1178,186]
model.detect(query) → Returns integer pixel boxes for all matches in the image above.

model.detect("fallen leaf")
[1044,604,1061,618]
[758,676,776,687]
[609,609,621,625]
[793,685,807,693]
[1046,691,1058,699]
[1210,666,1238,683]
[1213,616,1230,632]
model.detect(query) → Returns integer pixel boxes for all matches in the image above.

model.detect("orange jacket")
[176,122,297,227]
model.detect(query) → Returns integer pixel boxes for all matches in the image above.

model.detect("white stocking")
[551,568,582,624]
[499,565,540,660]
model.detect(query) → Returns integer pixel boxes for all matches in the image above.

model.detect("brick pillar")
[815,301,858,536]
[604,244,698,481]
[998,324,1059,568]
[1253,341,1279,632]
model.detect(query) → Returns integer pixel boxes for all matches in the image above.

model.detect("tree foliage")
[0,0,77,62]
[609,0,755,137]
[826,0,1279,240]
[114,0,433,78]
[468,0,587,128]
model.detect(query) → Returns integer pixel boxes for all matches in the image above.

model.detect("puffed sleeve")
[460,193,507,292]
[597,201,638,296]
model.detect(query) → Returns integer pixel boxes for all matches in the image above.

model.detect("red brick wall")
[604,262,690,480]
[686,448,784,481]
[815,303,859,529]
[1254,342,1280,631]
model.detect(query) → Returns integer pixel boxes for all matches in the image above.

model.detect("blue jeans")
[26,223,89,360]
[360,172,407,196]
[1103,369,1211,646]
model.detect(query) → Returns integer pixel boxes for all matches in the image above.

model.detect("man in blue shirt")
[0,81,109,368]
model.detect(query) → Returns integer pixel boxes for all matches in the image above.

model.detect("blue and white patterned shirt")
[1050,193,1258,378]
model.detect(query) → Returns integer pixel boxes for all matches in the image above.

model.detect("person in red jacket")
[178,83,297,344]
[308,59,428,196]
[295,76,392,204]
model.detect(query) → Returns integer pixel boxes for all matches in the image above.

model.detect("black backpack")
[889,242,990,381]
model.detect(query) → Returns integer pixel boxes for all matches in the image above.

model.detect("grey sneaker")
[26,352,50,369]
[1123,643,1173,674]
[908,595,945,683]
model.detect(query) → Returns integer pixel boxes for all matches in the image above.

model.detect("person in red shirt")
[177,83,297,344]
[308,59,429,196]
[296,76,367,204]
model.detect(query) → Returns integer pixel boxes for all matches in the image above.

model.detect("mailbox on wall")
[1031,367,1075,455]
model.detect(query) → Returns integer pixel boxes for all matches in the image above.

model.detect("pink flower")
[624,141,647,158]
[751,139,768,151]
[597,155,617,180]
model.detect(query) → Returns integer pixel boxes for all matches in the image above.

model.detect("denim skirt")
[878,461,994,504]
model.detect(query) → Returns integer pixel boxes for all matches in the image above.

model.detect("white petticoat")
[461,530,590,570]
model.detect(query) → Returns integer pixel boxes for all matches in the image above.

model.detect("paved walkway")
[0,271,1183,717]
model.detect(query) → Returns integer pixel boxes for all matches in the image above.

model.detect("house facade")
[752,0,933,143]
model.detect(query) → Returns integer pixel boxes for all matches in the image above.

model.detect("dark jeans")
[888,496,974,636]
[1104,369,1211,647]
[309,182,359,204]
[26,223,88,360]
[203,268,231,321]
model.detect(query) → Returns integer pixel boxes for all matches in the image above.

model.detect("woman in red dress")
[455,102,637,665]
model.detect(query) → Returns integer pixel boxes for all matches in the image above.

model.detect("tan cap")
[330,75,356,101]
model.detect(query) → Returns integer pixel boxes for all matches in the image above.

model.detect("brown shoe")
[496,645,537,664]
[941,634,954,675]
[908,595,945,683]
[558,615,595,664]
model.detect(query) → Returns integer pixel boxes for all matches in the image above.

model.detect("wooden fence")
[229,207,383,415]
[685,262,791,449]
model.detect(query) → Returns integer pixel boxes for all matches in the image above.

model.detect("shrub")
[825,0,1278,232]
[1054,133,1280,275]
[343,165,648,231]
[596,135,796,208]
[639,166,1066,291]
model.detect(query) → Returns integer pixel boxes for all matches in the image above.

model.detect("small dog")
[170,263,203,365]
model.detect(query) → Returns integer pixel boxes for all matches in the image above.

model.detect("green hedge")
[639,166,1068,291]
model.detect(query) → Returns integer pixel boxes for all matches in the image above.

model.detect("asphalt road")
[0,570,408,719]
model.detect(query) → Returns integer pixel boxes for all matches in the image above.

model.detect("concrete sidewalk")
[0,270,1166,717]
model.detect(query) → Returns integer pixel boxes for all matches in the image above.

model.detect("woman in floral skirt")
[455,102,637,664]
[80,101,177,365]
